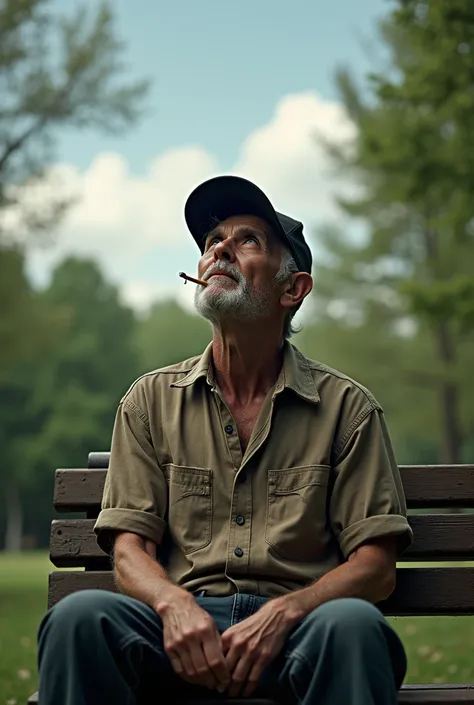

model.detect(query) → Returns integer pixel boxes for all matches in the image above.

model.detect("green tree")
[0,0,150,549]
[136,300,212,374]
[31,257,140,475]
[311,0,474,464]
[0,0,149,241]
[0,257,140,550]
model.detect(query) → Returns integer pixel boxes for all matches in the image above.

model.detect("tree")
[312,0,474,464]
[31,257,140,471]
[0,0,149,243]
[0,257,140,550]
[136,300,212,374]
[0,0,150,549]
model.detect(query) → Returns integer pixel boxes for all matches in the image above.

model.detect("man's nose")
[213,239,236,263]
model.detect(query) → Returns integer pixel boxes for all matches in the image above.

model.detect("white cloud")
[22,90,357,310]
[235,92,356,222]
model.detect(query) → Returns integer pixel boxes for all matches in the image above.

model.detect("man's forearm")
[278,540,397,626]
[113,532,191,613]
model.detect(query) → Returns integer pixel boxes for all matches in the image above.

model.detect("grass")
[0,553,473,704]
[0,552,52,705]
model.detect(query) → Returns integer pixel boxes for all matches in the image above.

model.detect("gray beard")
[194,263,274,323]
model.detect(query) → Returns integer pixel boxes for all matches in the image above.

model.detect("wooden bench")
[28,454,474,704]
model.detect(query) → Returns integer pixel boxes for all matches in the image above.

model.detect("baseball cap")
[184,175,312,274]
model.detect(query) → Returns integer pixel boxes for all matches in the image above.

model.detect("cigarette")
[179,271,208,287]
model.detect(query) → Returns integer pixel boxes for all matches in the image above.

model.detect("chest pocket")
[163,464,213,555]
[265,465,330,562]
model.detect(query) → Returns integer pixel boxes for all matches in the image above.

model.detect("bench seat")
[27,455,474,705]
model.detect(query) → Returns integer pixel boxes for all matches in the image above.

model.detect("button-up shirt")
[94,341,413,597]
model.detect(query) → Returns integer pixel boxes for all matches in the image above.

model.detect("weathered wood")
[407,514,474,559]
[398,686,474,703]
[24,685,474,705]
[47,568,474,615]
[54,465,474,512]
[26,694,282,705]
[49,515,474,568]
[88,451,110,468]
[54,469,105,512]
[399,465,474,508]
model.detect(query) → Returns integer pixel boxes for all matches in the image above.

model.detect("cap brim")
[184,175,287,252]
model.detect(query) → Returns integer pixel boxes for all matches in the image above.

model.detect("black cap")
[184,175,312,274]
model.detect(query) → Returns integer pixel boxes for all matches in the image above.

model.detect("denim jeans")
[37,589,407,705]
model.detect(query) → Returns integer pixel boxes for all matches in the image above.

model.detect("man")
[37,175,413,705]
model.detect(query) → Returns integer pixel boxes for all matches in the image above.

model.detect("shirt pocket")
[265,465,330,562]
[163,464,213,555]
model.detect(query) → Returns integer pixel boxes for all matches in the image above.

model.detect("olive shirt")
[94,341,413,598]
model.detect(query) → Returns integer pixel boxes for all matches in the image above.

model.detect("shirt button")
[225,424,233,435]
[236,515,245,526]
[234,547,244,558]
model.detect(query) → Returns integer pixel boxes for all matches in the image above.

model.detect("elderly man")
[37,176,413,705]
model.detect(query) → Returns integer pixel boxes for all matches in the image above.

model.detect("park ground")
[0,553,473,704]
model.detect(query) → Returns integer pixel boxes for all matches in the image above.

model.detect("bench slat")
[47,568,474,615]
[26,685,474,704]
[88,451,110,468]
[54,466,474,511]
[398,685,474,703]
[400,465,474,508]
[49,515,474,568]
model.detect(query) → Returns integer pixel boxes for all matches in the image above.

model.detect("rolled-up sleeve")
[93,397,167,555]
[330,406,413,559]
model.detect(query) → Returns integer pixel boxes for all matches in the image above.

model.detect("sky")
[22,0,389,316]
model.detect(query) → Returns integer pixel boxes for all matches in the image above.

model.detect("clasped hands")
[161,593,298,697]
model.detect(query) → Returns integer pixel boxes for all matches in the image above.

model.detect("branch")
[0,115,47,174]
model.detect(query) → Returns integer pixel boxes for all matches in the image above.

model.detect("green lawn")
[0,552,52,705]
[0,552,473,704]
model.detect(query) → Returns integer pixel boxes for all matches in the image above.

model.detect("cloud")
[235,92,356,222]
[23,91,356,311]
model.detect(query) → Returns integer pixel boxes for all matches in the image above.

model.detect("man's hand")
[158,592,230,692]
[221,598,299,697]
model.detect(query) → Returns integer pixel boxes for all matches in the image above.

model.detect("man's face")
[194,214,285,323]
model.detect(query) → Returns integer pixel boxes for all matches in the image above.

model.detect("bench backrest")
[48,453,474,616]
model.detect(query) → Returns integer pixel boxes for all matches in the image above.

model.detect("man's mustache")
[203,261,245,284]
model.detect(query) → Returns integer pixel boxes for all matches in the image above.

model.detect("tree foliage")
[0,0,149,242]
[0,0,150,549]
[308,0,474,463]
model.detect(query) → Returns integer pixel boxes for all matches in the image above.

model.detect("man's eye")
[208,237,221,247]
[245,236,258,245]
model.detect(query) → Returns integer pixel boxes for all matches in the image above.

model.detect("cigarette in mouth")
[179,271,208,287]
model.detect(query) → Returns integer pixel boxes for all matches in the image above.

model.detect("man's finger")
[227,656,251,698]
[188,642,216,690]
[202,636,230,691]
[173,647,195,681]
[168,653,186,679]
[243,659,266,697]
[224,642,241,675]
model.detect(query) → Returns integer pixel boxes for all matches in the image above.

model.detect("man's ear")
[280,272,313,310]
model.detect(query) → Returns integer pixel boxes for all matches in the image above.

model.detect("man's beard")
[194,261,274,323]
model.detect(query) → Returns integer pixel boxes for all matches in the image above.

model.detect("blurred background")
[1,0,474,701]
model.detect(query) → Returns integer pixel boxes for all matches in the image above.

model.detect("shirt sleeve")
[93,397,168,555]
[329,406,413,559]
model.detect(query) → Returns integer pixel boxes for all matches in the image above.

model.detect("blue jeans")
[37,589,407,705]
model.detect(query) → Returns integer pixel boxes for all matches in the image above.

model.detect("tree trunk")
[423,224,463,465]
[4,479,23,551]
[435,321,461,465]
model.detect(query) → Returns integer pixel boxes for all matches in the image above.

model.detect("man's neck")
[211,324,285,406]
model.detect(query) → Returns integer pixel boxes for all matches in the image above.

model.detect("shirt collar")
[170,342,215,389]
[170,340,320,404]
[275,341,320,404]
